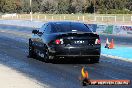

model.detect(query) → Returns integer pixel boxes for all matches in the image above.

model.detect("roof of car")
[47,21,84,24]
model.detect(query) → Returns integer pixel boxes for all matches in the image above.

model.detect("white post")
[37,15,39,20]
[102,16,104,21]
[30,12,33,21]
[78,16,80,21]
[131,16,132,22]
[16,15,18,19]
[52,16,54,21]
[82,16,85,22]
[94,16,97,21]
[114,16,117,22]
[64,16,66,20]
[30,0,33,21]
[45,15,47,21]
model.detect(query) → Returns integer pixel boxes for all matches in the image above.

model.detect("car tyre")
[28,39,37,58]
[43,46,55,63]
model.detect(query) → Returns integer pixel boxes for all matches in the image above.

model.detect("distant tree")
[56,0,69,14]
[32,0,43,13]
[87,2,94,13]
[0,0,132,14]
[15,0,22,13]
[67,0,75,13]
[21,0,30,13]
[40,0,56,13]
[0,0,17,13]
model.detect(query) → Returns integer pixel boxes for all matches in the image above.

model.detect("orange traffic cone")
[105,38,109,48]
[109,39,114,49]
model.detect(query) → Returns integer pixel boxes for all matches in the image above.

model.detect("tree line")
[0,0,132,14]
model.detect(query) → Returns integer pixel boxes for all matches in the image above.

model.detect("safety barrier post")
[101,16,104,21]
[94,16,97,21]
[44,15,47,21]
[83,16,85,22]
[64,16,66,20]
[78,16,80,21]
[17,15,18,19]
[37,15,39,20]
[52,16,54,21]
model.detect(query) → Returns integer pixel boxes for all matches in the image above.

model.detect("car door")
[37,23,52,51]
[34,24,47,51]
[41,23,52,45]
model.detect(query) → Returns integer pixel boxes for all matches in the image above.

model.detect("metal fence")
[0,14,132,25]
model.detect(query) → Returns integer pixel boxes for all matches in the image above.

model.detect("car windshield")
[51,22,91,33]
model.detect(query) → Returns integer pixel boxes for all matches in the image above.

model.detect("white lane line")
[102,54,132,62]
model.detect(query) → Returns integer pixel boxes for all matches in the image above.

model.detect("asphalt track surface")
[0,26,132,88]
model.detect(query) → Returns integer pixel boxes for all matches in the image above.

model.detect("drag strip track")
[0,28,132,88]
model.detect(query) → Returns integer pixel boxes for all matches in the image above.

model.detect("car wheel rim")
[29,46,32,51]
[44,48,49,61]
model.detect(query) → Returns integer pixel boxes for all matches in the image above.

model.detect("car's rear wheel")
[28,39,37,58]
[43,47,49,62]
[43,46,55,62]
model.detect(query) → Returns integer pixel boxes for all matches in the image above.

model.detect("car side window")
[39,24,47,33]
[45,24,51,34]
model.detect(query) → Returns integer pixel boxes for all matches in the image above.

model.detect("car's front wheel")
[43,47,49,62]
[28,39,37,58]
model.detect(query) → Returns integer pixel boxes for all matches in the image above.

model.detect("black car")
[28,21,101,63]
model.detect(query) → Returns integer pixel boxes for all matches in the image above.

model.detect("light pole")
[94,0,95,15]
[30,0,33,21]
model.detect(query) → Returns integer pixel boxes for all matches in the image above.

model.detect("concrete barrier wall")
[0,20,132,36]
[97,24,132,36]
[96,24,113,34]
[113,25,132,35]
[88,24,132,36]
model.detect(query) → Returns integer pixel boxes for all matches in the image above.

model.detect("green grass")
[1,13,132,25]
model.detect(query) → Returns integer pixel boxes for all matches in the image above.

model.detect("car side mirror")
[38,31,43,36]
[32,29,39,34]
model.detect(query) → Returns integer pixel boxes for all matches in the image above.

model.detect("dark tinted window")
[45,24,51,34]
[51,22,91,33]
[40,23,52,34]
[39,24,47,32]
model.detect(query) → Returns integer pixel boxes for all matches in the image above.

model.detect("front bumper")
[48,45,101,57]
